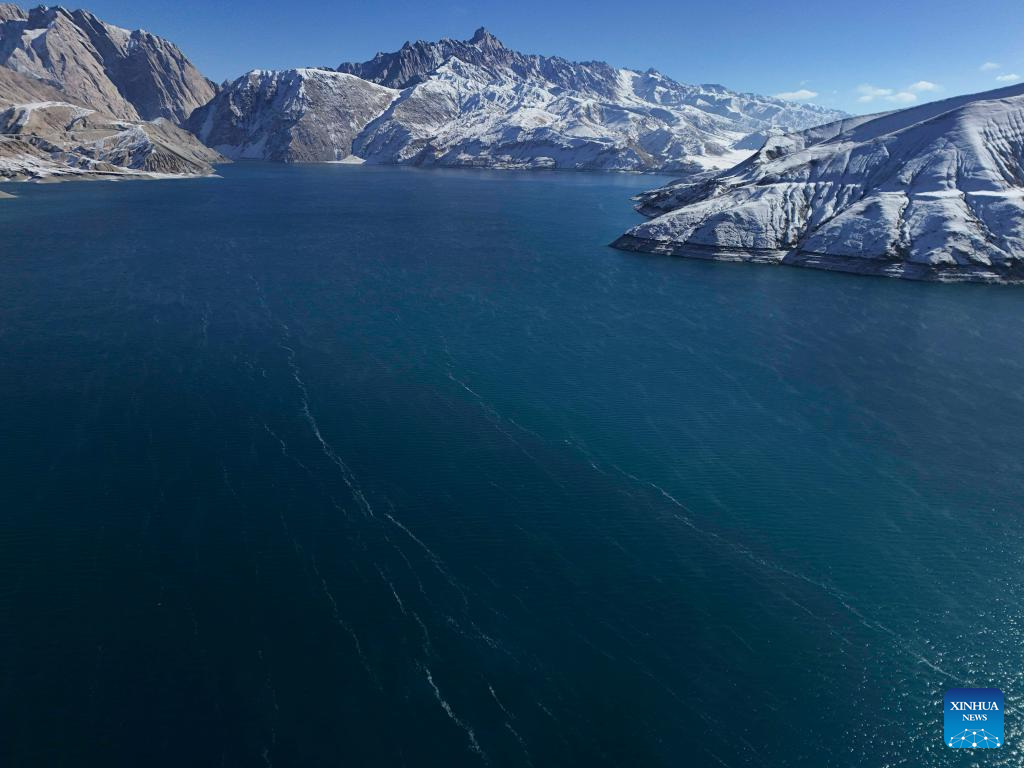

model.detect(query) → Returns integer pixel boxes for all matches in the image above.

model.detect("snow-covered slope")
[351,56,745,170]
[196,28,846,171]
[613,83,1024,283]
[187,69,399,162]
[0,4,216,122]
[0,100,224,179]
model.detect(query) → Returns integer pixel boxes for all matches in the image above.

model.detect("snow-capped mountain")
[0,4,216,123]
[187,69,399,162]
[193,28,846,170]
[340,28,839,130]
[613,83,1024,283]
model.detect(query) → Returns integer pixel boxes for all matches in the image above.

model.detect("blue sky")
[67,0,1023,113]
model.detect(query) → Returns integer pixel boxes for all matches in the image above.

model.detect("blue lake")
[1,163,1022,766]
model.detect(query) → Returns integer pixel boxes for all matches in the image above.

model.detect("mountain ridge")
[194,28,847,170]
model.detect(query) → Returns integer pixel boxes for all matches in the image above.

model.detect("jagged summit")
[337,28,639,98]
[313,29,848,170]
[613,82,1024,283]
[197,28,850,171]
[469,27,496,45]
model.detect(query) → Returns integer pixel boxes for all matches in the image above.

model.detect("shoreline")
[0,168,223,195]
[610,234,1024,285]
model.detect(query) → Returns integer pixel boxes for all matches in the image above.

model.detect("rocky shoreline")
[611,234,1024,285]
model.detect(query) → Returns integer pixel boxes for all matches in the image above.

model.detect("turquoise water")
[1,164,1022,767]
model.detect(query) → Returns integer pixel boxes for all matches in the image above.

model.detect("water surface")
[1,164,1022,767]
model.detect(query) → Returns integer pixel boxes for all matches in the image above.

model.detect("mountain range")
[190,27,846,171]
[0,6,849,177]
[613,83,1024,283]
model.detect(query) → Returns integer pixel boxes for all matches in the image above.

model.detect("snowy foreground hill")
[190,28,846,171]
[613,83,1024,283]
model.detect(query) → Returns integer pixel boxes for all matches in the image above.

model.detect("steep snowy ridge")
[197,28,847,170]
[613,83,1024,283]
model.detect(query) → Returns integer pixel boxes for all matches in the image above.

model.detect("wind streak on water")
[488,684,534,767]
[246,275,519,760]
[421,663,488,764]
[281,340,376,518]
[602,462,962,682]
[438,341,967,741]
[250,273,375,518]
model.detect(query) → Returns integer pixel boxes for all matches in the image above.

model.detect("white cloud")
[980,61,1001,71]
[996,73,1021,82]
[857,81,938,105]
[856,84,893,102]
[775,88,818,101]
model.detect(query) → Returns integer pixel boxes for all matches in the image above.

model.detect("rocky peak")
[337,28,618,96]
[469,27,501,48]
[25,4,72,26]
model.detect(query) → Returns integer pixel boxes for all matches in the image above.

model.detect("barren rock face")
[67,9,216,123]
[0,3,26,23]
[0,65,62,103]
[0,5,215,123]
[614,83,1024,283]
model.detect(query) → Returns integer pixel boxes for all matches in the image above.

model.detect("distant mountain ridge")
[194,28,847,171]
[338,27,635,94]
[613,82,1024,283]
[338,27,841,131]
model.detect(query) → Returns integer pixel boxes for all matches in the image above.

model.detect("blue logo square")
[945,688,1004,748]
